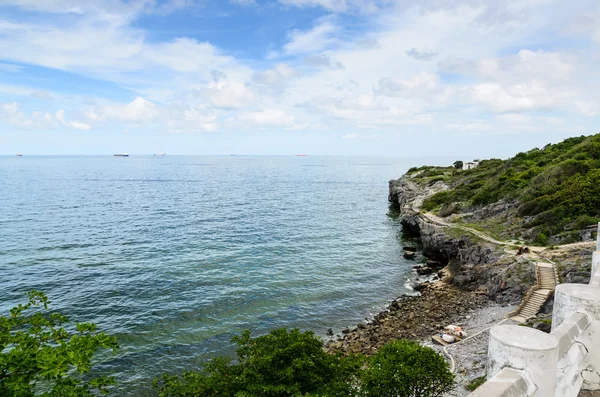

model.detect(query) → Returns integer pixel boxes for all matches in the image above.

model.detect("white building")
[462,161,479,170]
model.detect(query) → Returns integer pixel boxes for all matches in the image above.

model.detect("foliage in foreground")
[361,340,454,397]
[0,291,119,397]
[154,329,454,397]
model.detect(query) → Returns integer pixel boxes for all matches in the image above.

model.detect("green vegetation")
[154,330,454,397]
[2,293,455,397]
[465,376,486,392]
[361,340,454,397]
[416,134,600,243]
[0,291,119,397]
[155,328,364,397]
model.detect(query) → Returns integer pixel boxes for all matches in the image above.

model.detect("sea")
[0,155,451,396]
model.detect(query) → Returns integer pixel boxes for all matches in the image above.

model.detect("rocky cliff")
[389,176,536,304]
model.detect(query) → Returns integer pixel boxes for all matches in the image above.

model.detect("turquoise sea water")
[0,155,447,396]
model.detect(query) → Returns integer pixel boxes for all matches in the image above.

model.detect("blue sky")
[1,0,599,156]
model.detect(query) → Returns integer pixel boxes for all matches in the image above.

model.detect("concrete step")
[526,298,544,304]
[528,300,545,307]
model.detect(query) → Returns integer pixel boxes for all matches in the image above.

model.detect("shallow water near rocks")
[1,155,452,396]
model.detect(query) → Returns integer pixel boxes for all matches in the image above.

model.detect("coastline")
[324,280,492,356]
[324,172,511,356]
[323,170,595,395]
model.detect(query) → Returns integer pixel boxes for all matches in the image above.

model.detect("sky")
[0,0,599,156]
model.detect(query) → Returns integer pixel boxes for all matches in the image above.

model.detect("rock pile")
[325,282,489,356]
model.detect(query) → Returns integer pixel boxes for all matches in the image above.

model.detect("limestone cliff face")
[389,176,534,304]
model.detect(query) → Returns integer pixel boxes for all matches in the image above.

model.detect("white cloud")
[252,64,299,94]
[31,90,53,100]
[68,120,92,130]
[468,82,558,113]
[374,72,440,97]
[405,48,437,61]
[100,97,160,123]
[205,79,256,109]
[0,102,90,130]
[278,0,384,13]
[303,54,344,69]
[236,109,295,127]
[575,100,600,117]
[1,0,600,146]
[283,17,339,55]
[167,104,218,133]
[55,109,92,130]
[279,0,348,12]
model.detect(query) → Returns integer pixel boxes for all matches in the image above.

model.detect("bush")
[465,376,486,391]
[361,340,454,397]
[0,291,119,396]
[422,191,453,211]
[154,328,364,397]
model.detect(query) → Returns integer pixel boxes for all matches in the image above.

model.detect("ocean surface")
[0,155,449,396]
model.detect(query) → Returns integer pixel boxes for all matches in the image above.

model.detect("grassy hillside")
[410,134,600,244]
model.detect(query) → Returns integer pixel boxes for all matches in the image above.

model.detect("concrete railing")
[467,222,600,397]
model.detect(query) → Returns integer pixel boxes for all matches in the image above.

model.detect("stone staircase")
[510,263,558,323]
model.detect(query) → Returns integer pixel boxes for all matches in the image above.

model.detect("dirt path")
[419,211,555,256]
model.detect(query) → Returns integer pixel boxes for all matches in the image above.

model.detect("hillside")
[406,133,600,245]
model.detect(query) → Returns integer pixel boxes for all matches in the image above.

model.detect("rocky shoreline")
[326,170,596,396]
[325,174,503,356]
[325,172,593,360]
[325,281,490,356]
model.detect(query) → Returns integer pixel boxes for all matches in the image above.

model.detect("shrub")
[361,339,454,397]
[0,291,119,396]
[422,191,453,211]
[465,376,486,391]
[154,328,364,397]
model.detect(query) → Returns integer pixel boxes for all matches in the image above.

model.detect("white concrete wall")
[468,368,535,397]
[592,251,600,285]
[486,325,558,397]
[552,313,590,397]
[553,284,600,390]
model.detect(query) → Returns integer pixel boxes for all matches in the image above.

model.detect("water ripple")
[0,155,444,396]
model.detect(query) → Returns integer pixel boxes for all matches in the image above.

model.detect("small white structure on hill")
[463,161,479,170]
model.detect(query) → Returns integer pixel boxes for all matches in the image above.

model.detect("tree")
[453,161,463,170]
[0,291,119,396]
[360,339,454,397]
[154,328,364,397]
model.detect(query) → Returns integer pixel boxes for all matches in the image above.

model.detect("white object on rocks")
[441,334,456,343]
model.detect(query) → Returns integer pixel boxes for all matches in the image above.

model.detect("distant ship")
[153,153,166,156]
[114,153,129,157]
[16,153,23,157]
[297,154,308,157]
